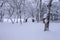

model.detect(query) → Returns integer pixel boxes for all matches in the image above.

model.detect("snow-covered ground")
[0,22,60,40]
[3,18,24,23]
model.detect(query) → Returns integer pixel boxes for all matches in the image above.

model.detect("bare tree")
[44,0,53,31]
[23,1,35,23]
[31,7,35,22]
[8,7,14,24]
[34,0,42,22]
[35,0,42,22]
[21,0,28,23]
[40,0,42,21]
[13,0,24,24]
[4,1,15,24]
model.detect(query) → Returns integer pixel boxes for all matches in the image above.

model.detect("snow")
[3,18,24,23]
[0,22,60,40]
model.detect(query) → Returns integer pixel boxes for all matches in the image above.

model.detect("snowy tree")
[35,0,41,22]
[0,1,4,22]
[12,0,23,24]
[51,1,60,21]
[44,0,53,31]
[3,2,15,23]
[41,3,48,21]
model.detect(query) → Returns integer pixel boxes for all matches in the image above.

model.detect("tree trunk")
[36,13,39,22]
[20,15,22,24]
[32,18,35,22]
[24,18,27,23]
[0,12,4,22]
[44,0,53,31]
